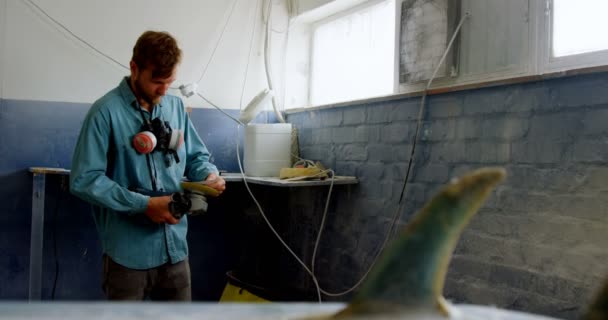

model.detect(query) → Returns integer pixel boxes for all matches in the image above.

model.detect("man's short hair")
[132,31,182,78]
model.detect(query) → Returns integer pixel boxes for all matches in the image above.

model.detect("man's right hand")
[145,196,179,224]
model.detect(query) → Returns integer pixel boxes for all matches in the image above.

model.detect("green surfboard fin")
[334,167,506,318]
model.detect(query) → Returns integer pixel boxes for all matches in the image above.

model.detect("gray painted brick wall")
[285,72,608,319]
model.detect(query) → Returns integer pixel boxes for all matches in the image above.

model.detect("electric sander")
[169,182,220,219]
[132,182,220,220]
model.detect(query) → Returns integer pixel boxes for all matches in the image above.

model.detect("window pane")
[553,0,608,57]
[311,1,395,106]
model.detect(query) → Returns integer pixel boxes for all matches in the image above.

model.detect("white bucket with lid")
[243,123,292,177]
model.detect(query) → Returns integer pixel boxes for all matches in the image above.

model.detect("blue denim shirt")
[70,77,218,269]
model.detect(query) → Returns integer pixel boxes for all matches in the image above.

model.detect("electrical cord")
[234,125,323,302]
[196,0,239,84]
[180,0,263,123]
[25,0,129,71]
[30,0,471,300]
[196,92,244,126]
[262,0,289,33]
[27,0,326,301]
[310,171,334,279]
[213,6,321,291]
[232,9,467,294]
[396,11,472,217]
[187,0,282,124]
[25,0,242,119]
[282,152,360,297]
[279,12,291,118]
[28,0,279,136]
[239,0,262,110]
[309,12,472,297]
[190,8,327,303]
[30,0,468,300]
[263,0,287,123]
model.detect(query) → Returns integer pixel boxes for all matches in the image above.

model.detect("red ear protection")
[133,131,157,154]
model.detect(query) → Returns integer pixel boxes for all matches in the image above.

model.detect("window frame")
[539,0,608,74]
[400,0,538,94]
[284,0,608,110]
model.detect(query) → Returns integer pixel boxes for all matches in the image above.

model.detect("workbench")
[27,167,357,301]
[28,167,70,301]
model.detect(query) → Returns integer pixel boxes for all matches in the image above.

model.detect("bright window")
[552,0,608,57]
[286,0,608,110]
[310,0,395,106]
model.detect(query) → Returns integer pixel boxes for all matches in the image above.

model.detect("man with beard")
[70,30,225,301]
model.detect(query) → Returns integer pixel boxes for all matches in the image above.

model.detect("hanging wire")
[239,0,262,110]
[262,0,287,123]
[25,0,129,71]
[234,125,323,302]
[25,0,254,120]
[196,92,243,126]
[196,0,239,84]
[311,11,472,297]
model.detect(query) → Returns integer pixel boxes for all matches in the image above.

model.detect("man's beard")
[134,79,161,106]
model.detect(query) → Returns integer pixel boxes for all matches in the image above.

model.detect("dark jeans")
[102,254,191,301]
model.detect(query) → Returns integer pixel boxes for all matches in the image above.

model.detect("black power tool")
[132,182,219,220]
[169,182,220,219]
[168,189,208,219]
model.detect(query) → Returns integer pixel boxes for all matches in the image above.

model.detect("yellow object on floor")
[220,271,274,303]
[220,282,269,303]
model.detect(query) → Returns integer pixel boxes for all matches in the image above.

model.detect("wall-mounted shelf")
[219,173,358,187]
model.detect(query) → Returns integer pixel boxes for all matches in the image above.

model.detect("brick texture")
[282,72,608,318]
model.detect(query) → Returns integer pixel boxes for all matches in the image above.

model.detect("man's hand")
[205,172,226,195]
[145,196,179,224]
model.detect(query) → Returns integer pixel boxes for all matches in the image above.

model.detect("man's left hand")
[205,172,226,195]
